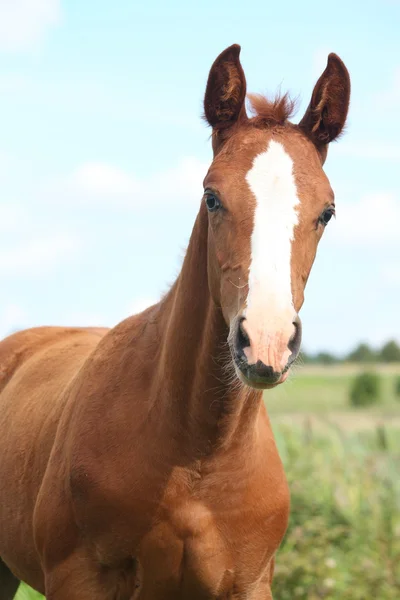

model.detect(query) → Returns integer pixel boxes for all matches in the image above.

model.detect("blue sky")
[0,0,399,354]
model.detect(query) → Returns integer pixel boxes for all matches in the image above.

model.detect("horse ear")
[299,54,350,154]
[204,44,247,133]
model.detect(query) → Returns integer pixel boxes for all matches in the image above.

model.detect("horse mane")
[247,92,297,127]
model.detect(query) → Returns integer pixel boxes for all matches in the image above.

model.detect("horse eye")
[319,206,335,226]
[204,192,221,212]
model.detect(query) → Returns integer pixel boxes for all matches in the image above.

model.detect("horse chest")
[131,494,281,599]
[141,500,229,591]
[70,443,288,597]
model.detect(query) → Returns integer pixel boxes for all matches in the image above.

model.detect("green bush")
[349,371,381,407]
[347,342,377,363]
[379,340,400,362]
[394,376,400,399]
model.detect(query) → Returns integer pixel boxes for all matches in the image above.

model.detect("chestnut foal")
[0,45,350,599]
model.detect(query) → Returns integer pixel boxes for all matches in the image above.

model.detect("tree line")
[301,340,400,364]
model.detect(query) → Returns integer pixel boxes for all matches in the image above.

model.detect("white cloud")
[328,192,400,246]
[336,140,400,161]
[0,304,27,339]
[0,205,28,233]
[375,67,400,111]
[153,157,208,199]
[0,233,80,276]
[381,264,400,286]
[0,0,61,52]
[0,150,12,184]
[312,48,331,78]
[0,73,30,94]
[129,297,157,316]
[71,162,140,197]
[56,156,208,208]
[59,312,108,329]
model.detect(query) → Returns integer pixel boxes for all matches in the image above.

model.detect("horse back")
[0,326,108,393]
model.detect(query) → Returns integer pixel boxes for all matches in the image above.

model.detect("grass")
[16,585,42,600]
[266,363,400,417]
[14,363,400,599]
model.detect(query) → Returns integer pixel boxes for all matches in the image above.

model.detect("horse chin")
[233,362,289,390]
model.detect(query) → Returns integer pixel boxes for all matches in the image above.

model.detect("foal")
[0,45,350,599]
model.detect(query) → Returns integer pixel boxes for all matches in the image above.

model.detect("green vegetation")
[349,371,381,407]
[380,340,400,363]
[273,422,400,599]
[347,342,378,363]
[266,363,400,415]
[15,364,400,600]
[394,376,400,399]
[268,364,400,598]
[16,585,42,600]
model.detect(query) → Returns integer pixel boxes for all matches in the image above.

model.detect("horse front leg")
[0,559,20,600]
[43,549,141,600]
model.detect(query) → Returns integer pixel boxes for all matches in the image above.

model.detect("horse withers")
[0,45,350,599]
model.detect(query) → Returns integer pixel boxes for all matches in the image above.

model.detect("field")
[16,364,400,599]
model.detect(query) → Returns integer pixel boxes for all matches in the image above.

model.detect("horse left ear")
[299,54,350,156]
[204,44,247,132]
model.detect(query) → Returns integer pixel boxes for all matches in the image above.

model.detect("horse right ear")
[203,44,247,140]
[299,54,350,157]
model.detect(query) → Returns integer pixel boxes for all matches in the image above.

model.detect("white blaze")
[245,140,299,342]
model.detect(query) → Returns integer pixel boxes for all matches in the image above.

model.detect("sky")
[0,0,399,354]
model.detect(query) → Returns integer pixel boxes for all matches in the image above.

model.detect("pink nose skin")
[232,316,302,387]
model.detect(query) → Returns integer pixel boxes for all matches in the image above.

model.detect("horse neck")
[155,203,263,457]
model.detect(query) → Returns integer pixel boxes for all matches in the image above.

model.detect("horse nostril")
[253,361,275,380]
[288,315,302,359]
[237,318,250,350]
[234,318,250,361]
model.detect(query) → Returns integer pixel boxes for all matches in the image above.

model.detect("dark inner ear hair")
[203,44,247,131]
[298,53,350,148]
